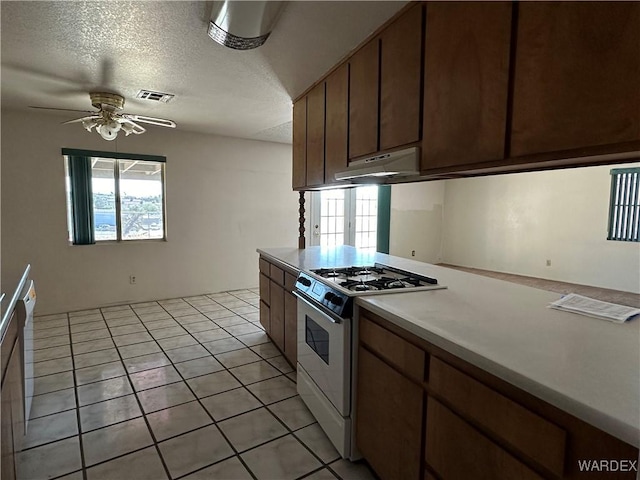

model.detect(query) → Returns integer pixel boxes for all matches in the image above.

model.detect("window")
[607,168,639,242]
[319,189,346,248]
[311,185,389,252]
[354,186,378,249]
[63,149,166,244]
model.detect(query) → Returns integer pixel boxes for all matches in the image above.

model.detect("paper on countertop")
[548,293,640,323]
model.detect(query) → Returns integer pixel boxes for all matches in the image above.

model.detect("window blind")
[607,168,640,242]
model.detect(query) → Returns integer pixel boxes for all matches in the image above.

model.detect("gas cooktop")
[310,264,441,292]
[295,263,447,318]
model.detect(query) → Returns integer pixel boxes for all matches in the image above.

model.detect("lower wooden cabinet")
[269,282,285,352]
[356,346,423,480]
[355,309,639,480]
[258,256,299,367]
[259,300,270,333]
[426,398,543,480]
[283,291,297,366]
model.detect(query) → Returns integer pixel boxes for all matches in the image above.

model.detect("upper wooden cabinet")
[421,2,512,171]
[380,4,424,152]
[325,64,349,184]
[349,40,380,159]
[292,98,307,190]
[306,83,326,187]
[349,4,424,160]
[510,2,640,157]
[292,1,640,190]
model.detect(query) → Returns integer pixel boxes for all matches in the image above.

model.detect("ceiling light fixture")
[208,1,286,50]
[53,93,177,142]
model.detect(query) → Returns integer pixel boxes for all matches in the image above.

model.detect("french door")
[309,186,379,250]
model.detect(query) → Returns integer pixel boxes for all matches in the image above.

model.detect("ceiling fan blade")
[30,106,97,114]
[62,115,101,125]
[122,114,176,128]
[119,118,146,135]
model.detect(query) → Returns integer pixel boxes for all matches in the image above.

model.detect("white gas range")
[293,264,446,459]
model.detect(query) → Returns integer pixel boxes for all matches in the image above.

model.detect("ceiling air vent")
[136,90,175,103]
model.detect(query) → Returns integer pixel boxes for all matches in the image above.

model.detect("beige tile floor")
[20,290,375,480]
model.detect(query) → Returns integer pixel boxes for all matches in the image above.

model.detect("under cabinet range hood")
[208,1,286,50]
[334,147,420,181]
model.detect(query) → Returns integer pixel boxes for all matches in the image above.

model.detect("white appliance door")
[296,297,351,415]
[17,280,36,432]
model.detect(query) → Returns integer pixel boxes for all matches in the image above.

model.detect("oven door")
[295,293,351,416]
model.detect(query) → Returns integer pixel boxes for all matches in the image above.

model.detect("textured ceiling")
[1,1,406,144]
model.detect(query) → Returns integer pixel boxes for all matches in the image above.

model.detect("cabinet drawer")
[359,315,425,382]
[269,264,285,286]
[259,274,270,305]
[426,398,544,480]
[284,272,297,292]
[259,258,270,275]
[430,357,566,476]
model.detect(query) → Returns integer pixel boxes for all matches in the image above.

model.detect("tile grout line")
[103,302,175,480]
[67,311,89,480]
[152,298,262,480]
[30,291,346,480]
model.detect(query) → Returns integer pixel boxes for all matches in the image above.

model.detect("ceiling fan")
[31,92,177,141]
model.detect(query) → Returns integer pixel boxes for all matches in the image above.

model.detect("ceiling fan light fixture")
[96,119,120,141]
[48,93,175,141]
[82,118,97,132]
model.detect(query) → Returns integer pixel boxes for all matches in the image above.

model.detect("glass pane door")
[310,186,378,250]
[319,189,346,247]
[354,185,378,250]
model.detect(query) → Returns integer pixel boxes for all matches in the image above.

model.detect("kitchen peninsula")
[258,246,639,479]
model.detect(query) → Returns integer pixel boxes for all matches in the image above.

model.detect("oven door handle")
[293,291,342,324]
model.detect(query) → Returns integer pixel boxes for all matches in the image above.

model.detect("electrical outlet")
[129,275,137,285]
[546,259,551,267]
[411,250,416,257]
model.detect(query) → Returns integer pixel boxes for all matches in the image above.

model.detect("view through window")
[65,155,165,242]
[315,186,378,250]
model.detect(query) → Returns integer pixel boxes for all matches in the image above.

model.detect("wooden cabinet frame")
[258,256,299,367]
[356,308,639,480]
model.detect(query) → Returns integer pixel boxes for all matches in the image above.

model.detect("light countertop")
[257,246,640,447]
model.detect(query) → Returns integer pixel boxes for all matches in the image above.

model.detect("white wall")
[1,110,298,314]
[441,164,640,293]
[389,181,445,263]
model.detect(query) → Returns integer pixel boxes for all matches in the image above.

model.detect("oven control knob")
[324,292,336,302]
[297,277,312,287]
[330,296,343,306]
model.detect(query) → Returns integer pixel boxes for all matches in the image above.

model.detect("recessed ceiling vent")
[136,90,175,103]
[208,1,286,50]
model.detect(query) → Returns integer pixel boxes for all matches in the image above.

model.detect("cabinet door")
[510,2,640,157]
[306,83,326,186]
[259,273,270,306]
[380,4,423,151]
[426,398,543,480]
[422,2,511,171]
[283,291,297,366]
[356,347,423,480]
[349,40,380,159]
[325,64,349,183]
[292,97,307,189]
[259,300,270,333]
[269,282,285,352]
